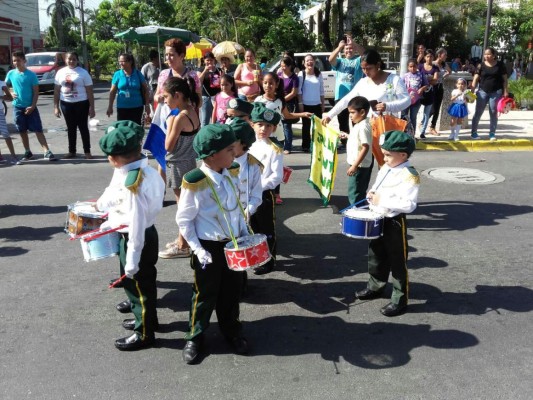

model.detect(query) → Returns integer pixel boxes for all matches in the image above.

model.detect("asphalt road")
[1,84,532,399]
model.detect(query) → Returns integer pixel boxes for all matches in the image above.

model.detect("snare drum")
[80,229,121,262]
[341,208,384,239]
[224,234,271,271]
[65,202,107,236]
[282,166,293,184]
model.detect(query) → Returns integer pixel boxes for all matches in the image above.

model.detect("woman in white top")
[53,51,95,159]
[298,54,325,152]
[323,50,410,165]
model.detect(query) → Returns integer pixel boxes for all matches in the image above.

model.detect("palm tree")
[46,0,76,49]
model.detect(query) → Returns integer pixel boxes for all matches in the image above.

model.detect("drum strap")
[206,176,252,250]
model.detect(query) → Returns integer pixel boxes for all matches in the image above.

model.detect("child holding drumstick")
[177,124,250,364]
[96,120,165,350]
[355,130,419,317]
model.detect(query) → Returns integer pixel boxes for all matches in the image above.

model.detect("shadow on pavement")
[0,204,65,218]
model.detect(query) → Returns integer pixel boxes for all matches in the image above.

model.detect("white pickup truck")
[267,52,336,104]
[267,52,398,105]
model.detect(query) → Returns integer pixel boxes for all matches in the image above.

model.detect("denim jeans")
[282,121,293,151]
[470,89,502,134]
[402,101,422,132]
[420,104,433,135]
[200,95,214,127]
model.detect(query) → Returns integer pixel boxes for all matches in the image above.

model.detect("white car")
[267,52,336,104]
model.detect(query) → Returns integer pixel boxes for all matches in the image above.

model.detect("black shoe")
[253,263,273,275]
[380,302,407,317]
[109,278,124,288]
[116,300,132,314]
[227,336,248,355]
[122,318,135,330]
[182,339,202,364]
[114,332,154,351]
[355,288,383,301]
[122,318,159,331]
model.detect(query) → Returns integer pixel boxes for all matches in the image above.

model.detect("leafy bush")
[508,78,533,109]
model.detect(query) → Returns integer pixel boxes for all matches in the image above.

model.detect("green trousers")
[186,239,245,341]
[119,225,159,340]
[367,214,409,306]
[347,159,374,205]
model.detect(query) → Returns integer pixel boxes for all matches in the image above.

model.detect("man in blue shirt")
[328,38,365,138]
[6,51,57,161]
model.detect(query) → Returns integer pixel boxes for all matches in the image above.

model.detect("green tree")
[45,0,76,49]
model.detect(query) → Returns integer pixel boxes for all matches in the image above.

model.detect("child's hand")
[347,165,357,176]
[367,191,380,205]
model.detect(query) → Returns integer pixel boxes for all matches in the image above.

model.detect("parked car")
[25,52,67,92]
[267,52,336,104]
[267,52,398,105]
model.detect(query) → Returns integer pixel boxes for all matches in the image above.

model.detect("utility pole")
[79,0,89,70]
[483,0,494,51]
[399,0,417,75]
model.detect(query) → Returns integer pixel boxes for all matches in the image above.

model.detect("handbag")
[371,115,409,167]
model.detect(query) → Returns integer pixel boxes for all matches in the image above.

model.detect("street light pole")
[399,0,417,75]
[78,0,89,70]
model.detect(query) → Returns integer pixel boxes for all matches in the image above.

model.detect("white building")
[0,0,42,72]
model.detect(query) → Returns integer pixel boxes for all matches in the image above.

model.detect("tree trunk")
[55,1,64,50]
[322,0,333,50]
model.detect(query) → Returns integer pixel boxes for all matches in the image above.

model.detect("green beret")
[193,124,237,160]
[380,130,415,155]
[251,102,281,125]
[99,120,145,155]
[230,117,256,147]
[227,98,254,115]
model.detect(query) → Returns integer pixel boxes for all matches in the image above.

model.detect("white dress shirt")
[235,153,263,216]
[97,156,165,272]
[369,161,419,218]
[248,138,283,191]
[177,164,249,253]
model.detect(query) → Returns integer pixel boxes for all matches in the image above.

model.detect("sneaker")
[454,134,460,142]
[10,157,23,165]
[21,150,34,161]
[470,132,480,140]
[275,194,283,205]
[44,150,57,161]
[419,133,426,139]
[447,134,455,140]
[64,152,76,159]
[489,133,496,141]
[158,244,191,259]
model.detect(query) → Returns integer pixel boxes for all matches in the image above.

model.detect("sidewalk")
[415,108,533,152]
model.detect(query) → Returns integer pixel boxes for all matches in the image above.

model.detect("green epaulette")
[125,168,143,194]
[182,168,208,191]
[267,138,283,154]
[247,153,264,173]
[228,162,240,177]
[405,166,420,185]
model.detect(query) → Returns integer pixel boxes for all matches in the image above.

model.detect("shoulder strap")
[182,168,208,191]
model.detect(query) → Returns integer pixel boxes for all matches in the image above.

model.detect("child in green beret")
[225,97,254,125]
[248,103,283,275]
[355,130,419,317]
[96,120,165,350]
[177,123,250,364]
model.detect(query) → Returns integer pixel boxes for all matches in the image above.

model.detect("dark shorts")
[14,106,43,133]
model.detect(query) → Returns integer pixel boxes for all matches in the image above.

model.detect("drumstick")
[109,274,127,288]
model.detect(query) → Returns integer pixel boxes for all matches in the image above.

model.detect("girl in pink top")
[234,49,261,101]
[212,75,237,123]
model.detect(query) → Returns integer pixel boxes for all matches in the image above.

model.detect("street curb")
[416,138,533,152]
